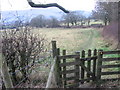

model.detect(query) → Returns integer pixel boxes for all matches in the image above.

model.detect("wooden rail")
[54,48,98,87]
[47,41,120,88]
[96,50,120,87]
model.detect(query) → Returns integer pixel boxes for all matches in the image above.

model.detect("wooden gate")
[51,41,120,88]
[55,49,98,88]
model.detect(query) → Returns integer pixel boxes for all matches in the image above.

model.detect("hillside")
[1,8,91,24]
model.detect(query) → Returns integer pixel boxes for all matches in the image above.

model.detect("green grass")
[1,27,119,83]
[90,20,104,25]
[32,28,120,79]
[32,28,105,54]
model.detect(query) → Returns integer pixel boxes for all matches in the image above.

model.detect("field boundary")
[49,41,120,88]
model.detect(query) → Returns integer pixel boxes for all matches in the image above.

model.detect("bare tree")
[62,12,85,27]
[92,1,118,25]
[46,17,60,28]
[30,14,46,28]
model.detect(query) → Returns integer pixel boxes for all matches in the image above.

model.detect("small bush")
[1,27,48,85]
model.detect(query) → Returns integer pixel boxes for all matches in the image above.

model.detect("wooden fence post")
[75,51,80,87]
[1,54,13,88]
[81,50,85,84]
[54,48,62,87]
[62,50,67,88]
[87,49,91,82]
[57,48,62,87]
[52,41,57,58]
[93,49,97,81]
[96,49,103,87]
[52,41,60,87]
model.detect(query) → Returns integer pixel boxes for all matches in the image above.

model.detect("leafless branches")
[27,0,69,13]
[1,27,47,85]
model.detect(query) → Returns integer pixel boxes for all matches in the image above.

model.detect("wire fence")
[6,50,53,88]
[14,74,30,88]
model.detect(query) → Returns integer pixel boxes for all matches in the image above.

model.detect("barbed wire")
[13,55,53,88]
[10,50,53,75]
[10,63,34,75]
[13,74,30,88]
[1,49,53,88]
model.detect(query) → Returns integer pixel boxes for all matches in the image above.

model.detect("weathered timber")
[57,48,62,87]
[62,50,67,88]
[74,52,80,87]
[63,76,93,82]
[87,49,91,82]
[96,50,103,87]
[101,71,120,75]
[62,76,78,81]
[54,48,62,87]
[80,56,97,61]
[59,61,80,67]
[59,55,79,59]
[59,56,97,67]
[100,64,120,68]
[52,41,57,58]
[102,78,120,81]
[81,50,85,84]
[102,50,120,54]
[93,49,97,81]
[60,69,79,74]
[79,60,95,77]
[102,57,120,61]
[59,57,96,67]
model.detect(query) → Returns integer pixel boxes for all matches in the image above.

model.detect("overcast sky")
[1,0,96,11]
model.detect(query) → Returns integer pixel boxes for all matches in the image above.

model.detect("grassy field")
[32,27,105,54]
[32,27,120,83]
[0,27,119,87]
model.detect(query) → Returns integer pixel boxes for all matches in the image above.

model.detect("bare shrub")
[102,22,120,49]
[1,27,48,85]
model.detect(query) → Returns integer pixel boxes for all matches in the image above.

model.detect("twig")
[27,0,69,13]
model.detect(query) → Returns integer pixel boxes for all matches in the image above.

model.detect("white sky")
[1,0,96,11]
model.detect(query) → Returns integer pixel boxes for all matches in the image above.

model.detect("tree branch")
[27,0,69,13]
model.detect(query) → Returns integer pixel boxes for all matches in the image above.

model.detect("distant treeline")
[1,11,104,29]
